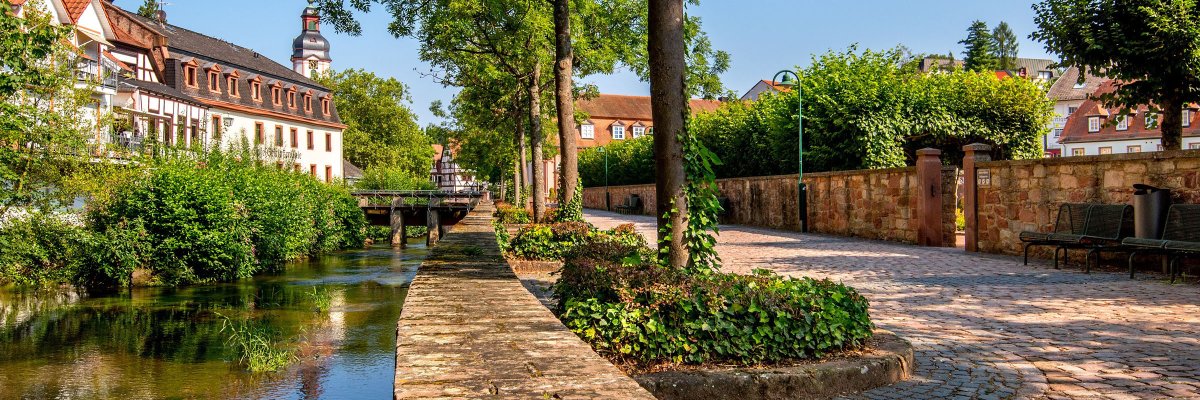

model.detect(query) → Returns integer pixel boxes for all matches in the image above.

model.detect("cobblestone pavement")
[585,210,1200,400]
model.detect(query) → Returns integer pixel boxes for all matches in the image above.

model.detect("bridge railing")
[352,190,484,209]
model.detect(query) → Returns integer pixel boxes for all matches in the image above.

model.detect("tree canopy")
[1032,0,1200,150]
[316,69,433,176]
[992,21,1018,71]
[960,20,998,72]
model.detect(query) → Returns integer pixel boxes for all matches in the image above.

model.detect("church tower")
[292,0,332,78]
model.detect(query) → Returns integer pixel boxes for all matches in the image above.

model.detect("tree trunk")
[1161,94,1184,151]
[515,106,527,207]
[529,62,547,221]
[553,0,579,210]
[648,0,688,269]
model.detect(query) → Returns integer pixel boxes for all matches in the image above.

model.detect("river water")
[0,244,426,399]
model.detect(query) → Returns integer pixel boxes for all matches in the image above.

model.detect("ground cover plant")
[504,221,643,261]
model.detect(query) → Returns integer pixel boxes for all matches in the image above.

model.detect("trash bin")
[1132,184,1172,239]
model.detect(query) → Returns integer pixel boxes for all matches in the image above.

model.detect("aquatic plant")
[216,312,296,373]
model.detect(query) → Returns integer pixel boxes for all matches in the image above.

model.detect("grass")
[216,312,296,373]
[304,286,333,313]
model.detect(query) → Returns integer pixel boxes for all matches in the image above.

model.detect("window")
[1099,147,1113,155]
[580,124,594,139]
[184,65,198,88]
[290,128,298,148]
[321,98,330,114]
[1053,129,1063,138]
[1127,145,1142,153]
[310,164,317,176]
[325,166,332,182]
[306,130,314,150]
[325,133,332,152]
[611,124,625,140]
[272,87,281,105]
[1072,148,1085,156]
[190,119,199,143]
[632,126,645,138]
[1185,110,1192,127]
[294,163,301,173]
[1116,115,1129,131]
[1038,71,1053,80]
[254,122,264,144]
[1145,113,1158,129]
[1067,106,1079,115]
[1072,81,1087,89]
[251,81,262,101]
[1087,117,1101,133]
[227,76,239,97]
[207,71,219,92]
[287,90,296,108]
[303,94,312,112]
[211,115,221,139]
[274,125,283,147]
[1190,143,1200,150]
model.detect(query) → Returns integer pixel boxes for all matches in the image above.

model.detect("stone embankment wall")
[965,149,1200,256]
[582,151,958,246]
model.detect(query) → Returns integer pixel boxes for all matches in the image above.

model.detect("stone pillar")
[916,148,944,247]
[962,143,993,252]
[426,209,441,246]
[390,211,404,247]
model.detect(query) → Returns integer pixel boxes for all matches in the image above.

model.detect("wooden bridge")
[352,190,487,246]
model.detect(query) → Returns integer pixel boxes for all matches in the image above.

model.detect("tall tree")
[1032,0,1200,150]
[648,0,688,269]
[959,20,998,72]
[136,0,158,19]
[0,4,97,215]
[992,21,1018,70]
[316,69,433,175]
[551,0,578,214]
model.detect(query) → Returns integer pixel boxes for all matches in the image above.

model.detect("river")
[0,244,426,399]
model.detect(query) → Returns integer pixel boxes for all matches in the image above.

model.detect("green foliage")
[355,166,435,191]
[495,204,532,224]
[992,22,1019,71]
[680,132,722,273]
[555,180,584,222]
[960,20,998,72]
[505,222,644,261]
[554,235,873,367]
[1031,0,1200,150]
[217,312,296,373]
[578,136,655,187]
[136,0,158,18]
[0,213,88,286]
[1,4,100,214]
[316,69,433,174]
[85,149,366,287]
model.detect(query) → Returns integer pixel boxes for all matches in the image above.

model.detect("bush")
[494,204,531,224]
[505,222,643,261]
[554,235,874,367]
[0,213,89,286]
[355,165,435,191]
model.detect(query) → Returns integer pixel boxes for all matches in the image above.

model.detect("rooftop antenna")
[155,1,171,26]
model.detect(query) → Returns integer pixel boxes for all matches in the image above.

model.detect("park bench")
[614,194,643,215]
[1047,204,1134,273]
[1020,203,1091,266]
[1123,204,1200,282]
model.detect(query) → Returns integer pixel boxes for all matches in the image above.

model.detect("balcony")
[76,59,117,90]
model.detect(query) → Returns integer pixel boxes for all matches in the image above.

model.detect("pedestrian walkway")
[393,204,654,399]
[586,210,1200,400]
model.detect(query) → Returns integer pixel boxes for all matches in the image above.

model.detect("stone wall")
[968,149,1200,256]
[582,163,959,246]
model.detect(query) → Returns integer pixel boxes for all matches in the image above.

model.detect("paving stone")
[587,210,1200,400]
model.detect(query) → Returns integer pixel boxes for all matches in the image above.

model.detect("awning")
[76,28,113,46]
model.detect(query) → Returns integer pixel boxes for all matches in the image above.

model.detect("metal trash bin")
[1132,184,1172,239]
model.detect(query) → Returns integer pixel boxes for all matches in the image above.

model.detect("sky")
[136,0,1056,125]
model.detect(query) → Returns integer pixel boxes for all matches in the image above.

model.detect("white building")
[1059,81,1200,156]
[431,144,478,192]
[1044,66,1106,157]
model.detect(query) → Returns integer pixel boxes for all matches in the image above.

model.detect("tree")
[0,5,98,215]
[959,20,997,72]
[551,0,579,216]
[992,21,1018,70]
[1032,0,1200,150]
[316,69,433,176]
[136,0,158,19]
[648,0,688,269]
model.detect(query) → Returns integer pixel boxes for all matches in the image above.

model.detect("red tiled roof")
[758,79,793,93]
[577,94,723,120]
[1047,66,1106,101]
[8,0,29,6]
[1060,81,1200,144]
[62,0,90,22]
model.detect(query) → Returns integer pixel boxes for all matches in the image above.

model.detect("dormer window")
[611,123,625,140]
[272,87,281,105]
[183,64,198,88]
[227,72,240,97]
[303,93,313,112]
[1145,113,1158,129]
[207,71,219,92]
[287,89,296,108]
[1116,115,1128,131]
[631,124,646,138]
[321,97,330,115]
[580,122,595,139]
[1088,117,1101,133]
[250,80,262,101]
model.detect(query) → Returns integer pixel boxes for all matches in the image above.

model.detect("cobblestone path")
[586,210,1200,400]
[392,205,653,399]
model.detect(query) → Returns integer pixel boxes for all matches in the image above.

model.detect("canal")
[0,245,426,399]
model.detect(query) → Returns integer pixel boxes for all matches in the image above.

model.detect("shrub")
[554,235,873,367]
[0,213,89,286]
[495,204,531,224]
[505,222,643,261]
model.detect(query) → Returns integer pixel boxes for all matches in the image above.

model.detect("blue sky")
[136,0,1054,125]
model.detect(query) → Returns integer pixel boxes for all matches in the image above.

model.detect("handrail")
[350,190,485,198]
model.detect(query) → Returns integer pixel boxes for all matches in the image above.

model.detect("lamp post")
[598,146,610,211]
[773,70,808,232]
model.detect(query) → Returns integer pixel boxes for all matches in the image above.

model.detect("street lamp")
[773,69,808,232]
[598,146,610,211]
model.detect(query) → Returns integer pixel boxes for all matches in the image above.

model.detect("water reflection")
[0,245,425,399]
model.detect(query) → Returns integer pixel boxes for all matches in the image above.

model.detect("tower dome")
[292,1,332,77]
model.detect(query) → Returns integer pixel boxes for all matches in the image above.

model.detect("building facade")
[431,144,477,192]
[1044,66,1106,157]
[1059,81,1200,156]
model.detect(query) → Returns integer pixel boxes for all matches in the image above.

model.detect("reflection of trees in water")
[0,290,81,329]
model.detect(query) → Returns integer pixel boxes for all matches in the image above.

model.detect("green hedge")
[553,235,874,367]
[0,213,89,286]
[494,204,531,224]
[505,222,643,261]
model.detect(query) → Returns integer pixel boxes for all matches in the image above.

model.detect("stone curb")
[634,330,914,400]
[507,259,563,274]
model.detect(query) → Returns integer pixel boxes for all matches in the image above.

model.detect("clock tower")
[291,0,332,78]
